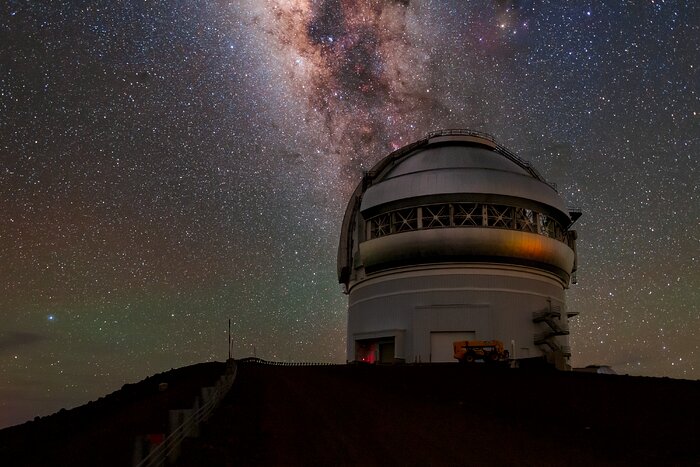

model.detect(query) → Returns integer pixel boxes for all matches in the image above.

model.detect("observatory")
[338,130,580,367]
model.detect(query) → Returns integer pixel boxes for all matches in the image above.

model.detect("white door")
[430,331,476,362]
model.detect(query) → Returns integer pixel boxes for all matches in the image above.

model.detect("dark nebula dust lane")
[0,1,698,428]
[248,0,446,179]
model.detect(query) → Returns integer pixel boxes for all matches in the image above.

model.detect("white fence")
[134,360,237,467]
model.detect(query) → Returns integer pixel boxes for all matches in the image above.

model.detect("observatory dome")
[360,139,569,217]
[338,130,581,367]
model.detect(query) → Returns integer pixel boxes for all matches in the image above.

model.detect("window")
[391,208,417,233]
[454,203,482,226]
[366,203,567,245]
[371,213,391,238]
[422,205,450,228]
[539,214,557,237]
[515,208,537,233]
[487,205,513,228]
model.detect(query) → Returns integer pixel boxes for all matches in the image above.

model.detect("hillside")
[176,361,700,466]
[0,362,225,466]
[1,360,699,466]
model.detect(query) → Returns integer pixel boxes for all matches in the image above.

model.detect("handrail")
[136,362,237,467]
[237,357,340,367]
[426,128,498,142]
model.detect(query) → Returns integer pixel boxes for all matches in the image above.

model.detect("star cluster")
[0,0,698,428]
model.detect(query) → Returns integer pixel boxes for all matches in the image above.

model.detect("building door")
[356,337,395,363]
[378,341,395,363]
[430,331,476,362]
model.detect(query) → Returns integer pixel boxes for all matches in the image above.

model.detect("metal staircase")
[533,303,570,357]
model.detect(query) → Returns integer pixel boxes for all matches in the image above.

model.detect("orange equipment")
[453,340,510,363]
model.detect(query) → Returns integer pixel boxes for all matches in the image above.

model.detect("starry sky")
[0,0,698,428]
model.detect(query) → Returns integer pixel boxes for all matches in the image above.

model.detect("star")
[0,0,697,429]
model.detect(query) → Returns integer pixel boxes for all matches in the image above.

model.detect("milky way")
[0,1,698,428]
[242,0,438,183]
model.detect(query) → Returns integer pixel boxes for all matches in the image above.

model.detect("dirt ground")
[175,361,700,466]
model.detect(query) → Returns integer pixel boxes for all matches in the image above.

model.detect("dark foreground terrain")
[176,361,700,466]
[2,360,699,466]
[0,362,225,467]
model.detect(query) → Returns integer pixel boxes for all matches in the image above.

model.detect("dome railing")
[426,128,498,142]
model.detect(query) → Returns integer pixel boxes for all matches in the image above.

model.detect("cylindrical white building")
[338,130,580,367]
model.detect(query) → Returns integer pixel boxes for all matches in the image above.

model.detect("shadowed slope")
[175,362,700,466]
[0,362,225,467]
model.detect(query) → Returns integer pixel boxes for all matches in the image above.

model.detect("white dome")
[360,133,569,219]
[338,130,578,287]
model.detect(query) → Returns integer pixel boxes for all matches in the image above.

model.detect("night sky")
[1,1,698,428]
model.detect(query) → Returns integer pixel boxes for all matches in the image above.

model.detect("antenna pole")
[228,318,231,360]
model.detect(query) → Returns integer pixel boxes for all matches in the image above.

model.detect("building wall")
[347,265,568,362]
